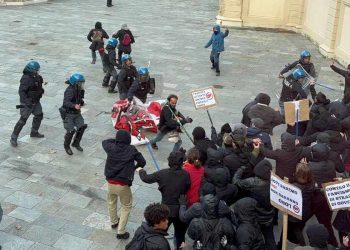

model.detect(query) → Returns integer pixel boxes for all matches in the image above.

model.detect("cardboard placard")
[322,180,350,211]
[191,87,217,110]
[270,173,303,220]
[284,99,309,124]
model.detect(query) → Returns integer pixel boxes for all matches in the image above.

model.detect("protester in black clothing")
[213,167,238,206]
[294,224,336,250]
[112,24,135,64]
[203,148,228,184]
[330,61,350,97]
[149,94,192,152]
[187,194,236,250]
[87,22,109,67]
[192,126,217,164]
[333,210,350,249]
[10,61,45,147]
[137,150,190,250]
[211,123,232,147]
[102,38,120,93]
[241,93,269,127]
[61,73,87,155]
[126,203,171,250]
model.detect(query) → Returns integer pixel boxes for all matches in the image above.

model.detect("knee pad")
[34,113,43,121]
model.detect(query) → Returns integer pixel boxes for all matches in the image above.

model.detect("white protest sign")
[270,173,303,220]
[191,87,217,110]
[322,180,350,211]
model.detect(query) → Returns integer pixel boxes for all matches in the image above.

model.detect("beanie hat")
[115,129,131,145]
[231,123,247,137]
[192,127,206,140]
[220,123,232,134]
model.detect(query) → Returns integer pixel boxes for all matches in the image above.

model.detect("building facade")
[217,0,350,66]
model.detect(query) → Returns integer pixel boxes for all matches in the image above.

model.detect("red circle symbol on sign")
[293,205,300,213]
[206,92,213,99]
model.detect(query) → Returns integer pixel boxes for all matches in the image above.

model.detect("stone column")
[216,0,243,27]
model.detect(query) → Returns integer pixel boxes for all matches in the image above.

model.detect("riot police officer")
[61,73,87,155]
[118,54,138,100]
[10,61,45,147]
[102,38,119,93]
[127,67,155,103]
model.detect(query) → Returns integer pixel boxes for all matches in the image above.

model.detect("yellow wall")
[217,0,349,66]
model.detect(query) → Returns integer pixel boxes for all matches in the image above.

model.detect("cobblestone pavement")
[0,0,346,249]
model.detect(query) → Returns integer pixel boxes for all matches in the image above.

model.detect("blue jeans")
[149,131,182,152]
[210,51,220,72]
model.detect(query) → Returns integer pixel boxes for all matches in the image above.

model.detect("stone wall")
[1,0,47,6]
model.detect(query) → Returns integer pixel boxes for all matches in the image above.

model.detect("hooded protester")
[241,93,269,127]
[233,160,276,250]
[327,100,350,120]
[187,194,236,250]
[87,21,109,66]
[137,150,190,250]
[112,24,135,64]
[102,130,146,239]
[233,197,266,250]
[247,118,273,150]
[247,93,283,135]
[223,124,260,178]
[204,25,229,76]
[294,224,336,250]
[260,132,311,182]
[308,144,338,247]
[192,126,217,164]
[178,182,234,224]
[126,203,171,250]
[211,122,232,147]
[203,148,228,184]
[330,61,350,97]
[309,92,331,118]
[213,167,238,206]
[183,147,205,207]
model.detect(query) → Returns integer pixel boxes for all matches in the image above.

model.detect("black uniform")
[127,77,155,103]
[61,83,87,155]
[11,68,44,145]
[102,44,119,93]
[118,65,138,100]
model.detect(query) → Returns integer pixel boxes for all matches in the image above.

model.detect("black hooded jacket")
[193,127,218,164]
[118,64,138,94]
[102,130,146,186]
[187,194,236,250]
[241,93,268,127]
[261,132,311,181]
[63,84,84,113]
[234,198,266,250]
[330,64,350,96]
[204,148,228,184]
[214,167,238,206]
[248,104,284,135]
[125,222,170,250]
[139,151,190,217]
[19,69,44,105]
[316,133,344,173]
[87,28,109,51]
[308,143,336,186]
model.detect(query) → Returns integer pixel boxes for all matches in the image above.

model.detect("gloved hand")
[178,194,187,206]
[185,116,193,123]
[179,147,186,155]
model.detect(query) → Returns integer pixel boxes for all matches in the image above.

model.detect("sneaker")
[10,138,18,147]
[151,143,158,150]
[30,132,44,138]
[116,232,129,239]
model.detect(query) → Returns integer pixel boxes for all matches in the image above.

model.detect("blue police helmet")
[69,73,85,85]
[25,61,40,72]
[107,38,118,47]
[137,67,149,75]
[121,54,131,63]
[292,68,306,80]
[300,50,311,59]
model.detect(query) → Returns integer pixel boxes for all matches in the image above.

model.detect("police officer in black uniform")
[10,61,45,147]
[127,66,155,103]
[118,54,138,100]
[61,73,87,155]
[102,38,119,93]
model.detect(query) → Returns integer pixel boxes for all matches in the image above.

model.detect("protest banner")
[191,87,217,126]
[284,99,309,124]
[322,179,350,211]
[270,173,303,250]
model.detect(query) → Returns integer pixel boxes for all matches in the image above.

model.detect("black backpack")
[195,218,224,250]
[125,233,151,250]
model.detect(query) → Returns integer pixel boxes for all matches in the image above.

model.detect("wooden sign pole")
[282,177,290,250]
[206,109,213,127]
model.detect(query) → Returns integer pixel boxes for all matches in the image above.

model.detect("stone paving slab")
[53,234,92,250]
[8,207,42,223]
[5,191,43,209]
[22,225,63,246]
[0,231,34,249]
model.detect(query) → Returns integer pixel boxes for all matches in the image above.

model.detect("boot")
[30,132,44,138]
[108,80,118,93]
[91,58,96,64]
[64,130,75,155]
[31,114,43,137]
[71,125,87,152]
[108,88,118,93]
[10,117,27,147]
[10,138,18,147]
[107,0,113,7]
